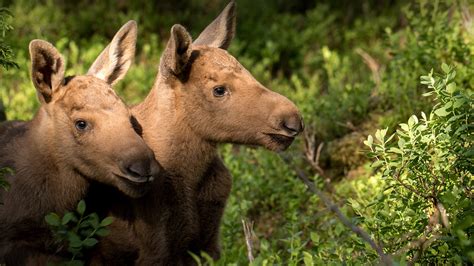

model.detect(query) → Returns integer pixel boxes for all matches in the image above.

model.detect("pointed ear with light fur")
[87,20,137,85]
[193,1,236,50]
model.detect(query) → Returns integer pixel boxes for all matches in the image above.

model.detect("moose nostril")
[126,161,150,178]
[282,115,304,136]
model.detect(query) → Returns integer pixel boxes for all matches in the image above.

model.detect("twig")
[393,228,436,258]
[392,162,425,198]
[460,1,473,34]
[335,121,358,132]
[280,155,393,265]
[393,200,446,264]
[242,219,255,263]
[303,131,325,177]
[435,202,450,229]
[355,48,381,88]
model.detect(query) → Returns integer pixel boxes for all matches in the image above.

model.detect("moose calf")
[96,2,304,264]
[0,21,161,264]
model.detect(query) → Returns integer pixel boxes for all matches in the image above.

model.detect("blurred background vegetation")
[0,0,472,264]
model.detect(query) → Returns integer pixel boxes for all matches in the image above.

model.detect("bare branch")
[393,201,446,264]
[436,202,450,229]
[460,1,473,34]
[280,155,393,265]
[242,219,255,263]
[303,131,325,177]
[355,48,381,88]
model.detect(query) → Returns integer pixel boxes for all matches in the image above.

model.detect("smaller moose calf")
[0,21,161,265]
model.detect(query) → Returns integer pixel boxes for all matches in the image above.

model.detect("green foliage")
[0,167,12,191]
[364,67,473,263]
[0,7,18,70]
[378,0,474,128]
[0,7,16,191]
[45,200,114,264]
[1,0,473,264]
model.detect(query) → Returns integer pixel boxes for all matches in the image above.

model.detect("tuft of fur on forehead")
[191,47,243,73]
[54,76,122,111]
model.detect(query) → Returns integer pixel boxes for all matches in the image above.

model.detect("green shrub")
[378,1,474,128]
[364,66,473,263]
[0,7,15,191]
[0,7,18,70]
[45,200,114,264]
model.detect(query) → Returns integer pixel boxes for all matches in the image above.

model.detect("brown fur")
[96,2,303,265]
[0,21,161,265]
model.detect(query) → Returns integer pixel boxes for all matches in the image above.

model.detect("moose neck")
[134,76,217,186]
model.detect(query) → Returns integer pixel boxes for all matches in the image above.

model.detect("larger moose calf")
[0,21,161,264]
[97,2,304,264]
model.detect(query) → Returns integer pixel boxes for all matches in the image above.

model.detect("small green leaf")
[375,129,381,142]
[303,251,314,266]
[62,212,75,225]
[398,138,406,149]
[434,107,449,117]
[447,70,457,81]
[100,217,114,227]
[76,200,86,215]
[45,213,61,227]
[400,123,409,132]
[371,160,384,168]
[408,115,418,127]
[375,129,387,142]
[85,213,100,228]
[446,82,456,93]
[441,63,450,73]
[421,112,427,121]
[67,232,82,248]
[452,98,465,109]
[199,252,214,265]
[420,75,431,85]
[82,238,98,247]
[95,228,110,237]
[389,147,403,154]
[310,232,320,244]
[443,101,452,109]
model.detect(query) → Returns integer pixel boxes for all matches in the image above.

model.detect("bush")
[0,7,18,70]
[364,66,473,263]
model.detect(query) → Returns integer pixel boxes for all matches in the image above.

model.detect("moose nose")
[126,160,150,180]
[282,114,304,136]
[124,152,163,180]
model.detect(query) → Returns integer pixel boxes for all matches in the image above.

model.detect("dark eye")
[213,86,228,97]
[75,120,88,131]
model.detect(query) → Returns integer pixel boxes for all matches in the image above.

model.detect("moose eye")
[213,86,228,97]
[75,120,88,131]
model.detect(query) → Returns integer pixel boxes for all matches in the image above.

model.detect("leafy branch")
[45,200,114,264]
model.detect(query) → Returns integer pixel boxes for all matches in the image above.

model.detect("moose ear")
[29,40,65,104]
[193,1,236,50]
[159,24,193,77]
[87,20,137,86]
